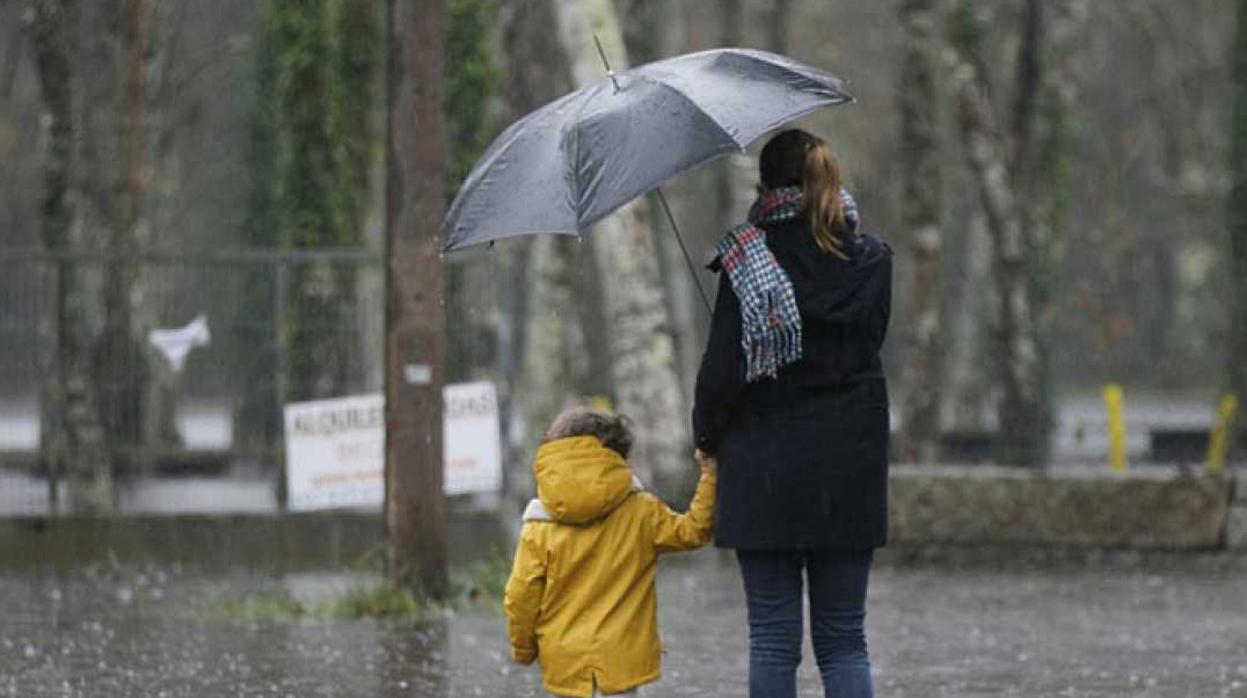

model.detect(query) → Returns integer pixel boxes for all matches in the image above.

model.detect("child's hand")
[694,448,717,470]
[512,646,537,665]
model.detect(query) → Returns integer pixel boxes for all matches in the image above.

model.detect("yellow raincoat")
[504,436,716,698]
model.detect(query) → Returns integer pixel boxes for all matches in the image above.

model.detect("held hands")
[694,448,717,470]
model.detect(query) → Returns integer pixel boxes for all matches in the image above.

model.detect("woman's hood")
[792,233,892,323]
[529,436,636,525]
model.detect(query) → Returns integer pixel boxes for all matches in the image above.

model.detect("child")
[504,408,717,698]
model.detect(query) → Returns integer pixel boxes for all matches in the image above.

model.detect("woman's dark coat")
[692,219,892,550]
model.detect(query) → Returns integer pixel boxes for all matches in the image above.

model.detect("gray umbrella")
[443,48,852,254]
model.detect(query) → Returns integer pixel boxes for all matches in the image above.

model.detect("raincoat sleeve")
[650,464,717,554]
[692,272,746,455]
[503,524,546,665]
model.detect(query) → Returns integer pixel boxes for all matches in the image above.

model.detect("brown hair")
[543,407,635,459]
[759,129,851,259]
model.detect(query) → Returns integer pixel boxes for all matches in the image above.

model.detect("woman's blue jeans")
[736,548,874,698]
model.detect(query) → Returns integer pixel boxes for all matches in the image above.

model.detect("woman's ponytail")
[803,140,848,259]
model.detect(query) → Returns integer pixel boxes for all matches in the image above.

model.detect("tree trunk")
[445,0,499,386]
[616,0,680,66]
[495,0,573,504]
[1,15,22,101]
[385,0,448,599]
[897,0,945,464]
[617,0,702,415]
[95,0,155,472]
[951,4,1045,467]
[551,0,691,497]
[715,0,748,242]
[329,0,382,393]
[267,0,365,402]
[1231,0,1247,455]
[516,235,589,495]
[1011,0,1085,466]
[942,210,993,431]
[233,7,284,461]
[26,0,115,512]
[767,0,793,55]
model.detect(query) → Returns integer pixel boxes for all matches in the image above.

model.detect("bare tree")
[766,0,793,55]
[550,0,691,496]
[25,0,114,511]
[715,0,750,241]
[897,0,945,463]
[949,2,1044,466]
[95,0,157,470]
[1231,0,1247,452]
[515,235,592,498]
[1011,0,1086,466]
[493,0,574,503]
[615,0,703,413]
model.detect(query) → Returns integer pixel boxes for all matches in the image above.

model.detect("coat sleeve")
[503,524,546,665]
[649,464,717,554]
[872,249,893,348]
[692,272,746,455]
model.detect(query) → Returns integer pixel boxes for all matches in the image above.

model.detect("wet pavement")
[3,550,1247,697]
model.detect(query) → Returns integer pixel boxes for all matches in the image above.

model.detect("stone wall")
[2,467,1242,572]
[1227,477,1247,549]
[890,466,1236,549]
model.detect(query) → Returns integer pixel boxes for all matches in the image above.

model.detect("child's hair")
[544,407,635,459]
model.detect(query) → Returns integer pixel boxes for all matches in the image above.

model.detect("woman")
[692,129,892,698]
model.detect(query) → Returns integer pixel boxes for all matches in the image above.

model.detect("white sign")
[284,394,385,512]
[443,382,503,495]
[283,382,502,511]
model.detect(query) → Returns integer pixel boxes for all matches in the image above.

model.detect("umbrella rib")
[569,78,745,230]
[628,74,746,149]
[446,91,584,235]
[565,81,611,229]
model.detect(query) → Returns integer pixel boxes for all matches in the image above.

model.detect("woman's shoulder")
[851,234,892,270]
[856,233,892,257]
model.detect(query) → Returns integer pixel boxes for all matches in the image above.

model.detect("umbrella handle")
[655,188,713,317]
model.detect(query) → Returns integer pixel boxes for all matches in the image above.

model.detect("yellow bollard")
[1103,384,1128,473]
[1206,394,1239,476]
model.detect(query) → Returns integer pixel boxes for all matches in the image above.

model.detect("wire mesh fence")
[0,249,399,516]
[0,242,1239,517]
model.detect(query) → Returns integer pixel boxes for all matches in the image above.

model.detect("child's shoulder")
[618,490,667,517]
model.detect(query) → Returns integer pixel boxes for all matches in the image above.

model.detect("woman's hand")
[694,448,717,470]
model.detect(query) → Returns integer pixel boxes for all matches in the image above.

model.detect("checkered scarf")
[716,186,859,382]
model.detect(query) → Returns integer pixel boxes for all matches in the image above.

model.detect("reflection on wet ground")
[3,550,1247,697]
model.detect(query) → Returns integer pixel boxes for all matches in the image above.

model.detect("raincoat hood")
[528,436,637,525]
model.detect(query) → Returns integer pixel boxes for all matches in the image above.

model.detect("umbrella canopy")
[443,48,852,251]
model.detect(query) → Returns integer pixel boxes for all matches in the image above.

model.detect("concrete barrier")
[890,465,1235,549]
[2,467,1240,571]
[1227,476,1247,549]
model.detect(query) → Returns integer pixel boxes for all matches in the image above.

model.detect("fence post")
[43,258,64,511]
[1103,384,1128,473]
[1207,394,1239,475]
[274,259,290,508]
